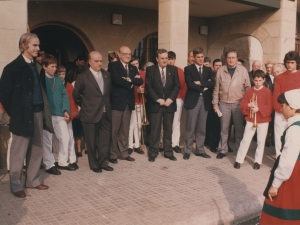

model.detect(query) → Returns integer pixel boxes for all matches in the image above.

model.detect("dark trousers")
[206,106,221,149]
[82,113,110,170]
[110,105,131,159]
[149,107,174,158]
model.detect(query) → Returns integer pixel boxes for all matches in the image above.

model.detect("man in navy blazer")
[108,46,143,163]
[183,47,215,160]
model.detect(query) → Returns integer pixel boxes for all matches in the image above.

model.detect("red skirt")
[260,158,300,224]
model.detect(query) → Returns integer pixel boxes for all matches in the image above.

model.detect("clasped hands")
[122,74,140,83]
[248,102,259,113]
[157,98,172,107]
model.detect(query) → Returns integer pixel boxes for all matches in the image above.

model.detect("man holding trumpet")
[234,70,273,170]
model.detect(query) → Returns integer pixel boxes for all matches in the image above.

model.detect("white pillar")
[158,0,189,69]
[0,0,27,75]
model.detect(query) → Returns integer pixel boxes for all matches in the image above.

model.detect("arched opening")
[134,32,158,69]
[31,23,94,65]
[207,34,263,70]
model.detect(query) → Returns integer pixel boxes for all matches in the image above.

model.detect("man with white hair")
[248,60,262,86]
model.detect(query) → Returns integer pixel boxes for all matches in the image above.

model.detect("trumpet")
[250,93,258,128]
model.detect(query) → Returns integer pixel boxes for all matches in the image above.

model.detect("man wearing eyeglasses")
[108,46,143,164]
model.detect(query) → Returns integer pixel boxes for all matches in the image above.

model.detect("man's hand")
[164,98,173,107]
[203,87,208,92]
[122,77,132,82]
[213,105,219,113]
[137,86,144,94]
[134,75,140,78]
[252,106,259,113]
[157,99,165,106]
[64,111,70,122]
[194,81,201,86]
[248,102,256,108]
[268,186,278,201]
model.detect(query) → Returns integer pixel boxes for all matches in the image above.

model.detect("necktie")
[199,66,203,81]
[97,72,104,93]
[161,68,166,87]
[125,64,129,77]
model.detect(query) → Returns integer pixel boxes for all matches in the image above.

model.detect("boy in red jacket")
[234,70,273,170]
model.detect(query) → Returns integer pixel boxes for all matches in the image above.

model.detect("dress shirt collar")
[194,64,203,71]
[45,73,54,78]
[22,54,33,63]
[89,67,101,76]
[120,60,128,69]
[287,115,300,127]
[158,66,166,74]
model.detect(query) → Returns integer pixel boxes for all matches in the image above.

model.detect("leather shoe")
[172,146,181,153]
[128,148,133,155]
[70,163,79,170]
[253,162,260,170]
[134,147,145,155]
[124,156,135,161]
[57,164,76,171]
[92,168,102,173]
[35,184,49,190]
[76,152,82,157]
[183,153,190,160]
[234,162,240,169]
[195,152,211,158]
[13,190,26,198]
[164,155,177,161]
[102,166,114,171]
[148,156,155,162]
[46,166,61,175]
[109,159,118,164]
[216,153,226,159]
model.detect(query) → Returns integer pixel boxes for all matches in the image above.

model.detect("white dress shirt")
[272,114,300,188]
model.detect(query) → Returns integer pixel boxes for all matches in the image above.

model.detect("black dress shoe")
[102,166,114,171]
[124,156,135,161]
[172,146,181,153]
[70,163,79,170]
[234,162,240,169]
[92,168,102,173]
[216,153,226,159]
[76,152,82,157]
[13,190,26,198]
[195,152,211,158]
[46,166,61,175]
[253,162,260,170]
[148,156,155,162]
[183,153,190,160]
[109,159,118,164]
[57,164,76,171]
[134,147,145,155]
[128,148,133,155]
[164,155,177,161]
[209,146,217,153]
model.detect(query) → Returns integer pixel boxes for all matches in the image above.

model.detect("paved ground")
[0,140,274,225]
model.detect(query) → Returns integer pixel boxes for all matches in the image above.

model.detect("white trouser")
[172,98,184,147]
[128,104,143,148]
[274,112,287,158]
[236,121,269,164]
[53,120,76,164]
[43,116,71,169]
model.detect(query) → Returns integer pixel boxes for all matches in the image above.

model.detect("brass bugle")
[141,92,150,126]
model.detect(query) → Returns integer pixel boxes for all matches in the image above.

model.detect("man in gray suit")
[73,51,113,173]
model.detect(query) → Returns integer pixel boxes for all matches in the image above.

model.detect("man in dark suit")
[73,51,113,173]
[183,47,215,160]
[108,46,143,164]
[146,49,180,162]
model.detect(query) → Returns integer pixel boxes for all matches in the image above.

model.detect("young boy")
[55,65,78,168]
[234,70,273,170]
[41,54,76,174]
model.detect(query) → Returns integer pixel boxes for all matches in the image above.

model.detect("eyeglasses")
[120,53,131,56]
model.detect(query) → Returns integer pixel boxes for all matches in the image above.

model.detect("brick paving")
[0,141,274,225]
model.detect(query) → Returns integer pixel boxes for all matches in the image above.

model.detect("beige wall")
[0,0,27,75]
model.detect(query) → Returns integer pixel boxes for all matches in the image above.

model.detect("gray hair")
[143,62,154,71]
[156,49,168,57]
[225,50,238,58]
[19,33,38,53]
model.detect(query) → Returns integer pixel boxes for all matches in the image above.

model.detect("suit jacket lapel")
[87,70,101,94]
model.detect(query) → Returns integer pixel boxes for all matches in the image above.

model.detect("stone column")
[158,0,189,69]
[0,0,27,75]
[0,0,27,169]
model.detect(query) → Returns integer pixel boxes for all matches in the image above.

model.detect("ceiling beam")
[228,0,280,9]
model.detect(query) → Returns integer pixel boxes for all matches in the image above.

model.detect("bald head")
[119,46,132,64]
[252,60,261,71]
[89,51,103,72]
